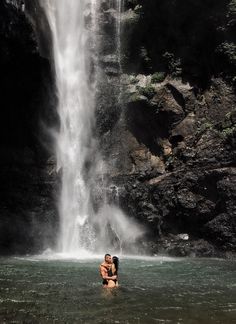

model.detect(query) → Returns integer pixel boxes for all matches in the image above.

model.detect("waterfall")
[41,0,144,256]
[116,0,124,72]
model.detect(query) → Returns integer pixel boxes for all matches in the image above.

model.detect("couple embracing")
[99,254,119,288]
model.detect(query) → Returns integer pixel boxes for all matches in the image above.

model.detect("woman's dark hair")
[113,256,119,272]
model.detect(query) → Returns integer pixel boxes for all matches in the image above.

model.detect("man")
[99,253,117,288]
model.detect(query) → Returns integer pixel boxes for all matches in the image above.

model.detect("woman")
[107,256,119,288]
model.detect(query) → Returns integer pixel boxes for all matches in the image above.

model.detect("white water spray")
[41,0,144,256]
[40,0,98,254]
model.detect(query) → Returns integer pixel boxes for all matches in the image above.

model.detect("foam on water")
[16,250,179,263]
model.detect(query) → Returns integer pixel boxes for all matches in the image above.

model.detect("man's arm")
[100,265,117,280]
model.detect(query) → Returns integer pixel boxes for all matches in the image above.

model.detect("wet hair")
[113,256,119,272]
[104,253,111,259]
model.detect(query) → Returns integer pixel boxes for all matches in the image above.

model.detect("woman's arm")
[112,263,116,275]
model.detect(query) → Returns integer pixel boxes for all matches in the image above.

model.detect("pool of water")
[0,256,235,323]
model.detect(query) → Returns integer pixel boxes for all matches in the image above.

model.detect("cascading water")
[40,0,98,255]
[116,0,124,72]
[41,0,144,256]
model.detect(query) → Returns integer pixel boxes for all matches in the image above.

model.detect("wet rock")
[171,113,196,139]
[0,1,58,254]
[87,1,236,257]
[151,85,185,124]
[167,239,216,257]
[204,213,236,251]
[177,189,197,209]
[177,233,189,241]
[109,166,236,257]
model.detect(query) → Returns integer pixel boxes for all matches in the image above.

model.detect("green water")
[0,256,235,323]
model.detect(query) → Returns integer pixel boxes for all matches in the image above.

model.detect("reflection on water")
[0,257,235,323]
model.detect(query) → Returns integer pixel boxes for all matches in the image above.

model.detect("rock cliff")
[99,0,236,257]
[0,0,58,254]
[0,0,235,257]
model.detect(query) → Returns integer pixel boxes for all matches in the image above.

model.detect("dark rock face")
[123,0,236,88]
[98,1,236,257]
[95,3,123,139]
[0,1,58,254]
[103,76,236,257]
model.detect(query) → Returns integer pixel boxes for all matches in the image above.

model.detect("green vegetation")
[228,0,236,16]
[134,4,142,14]
[225,112,232,120]
[151,72,166,83]
[219,111,236,139]
[138,85,156,99]
[220,126,236,139]
[124,1,236,87]
[163,52,182,77]
[197,121,214,135]
[140,47,152,67]
[196,113,236,140]
[128,92,148,103]
[217,42,236,65]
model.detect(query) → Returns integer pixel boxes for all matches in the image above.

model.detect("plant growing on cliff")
[217,42,236,65]
[220,126,236,139]
[163,52,182,77]
[228,0,236,17]
[134,4,142,14]
[216,42,236,84]
[151,72,166,83]
[140,46,152,70]
[197,121,214,135]
[138,85,156,99]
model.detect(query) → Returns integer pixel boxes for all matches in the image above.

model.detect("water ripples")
[0,257,235,323]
